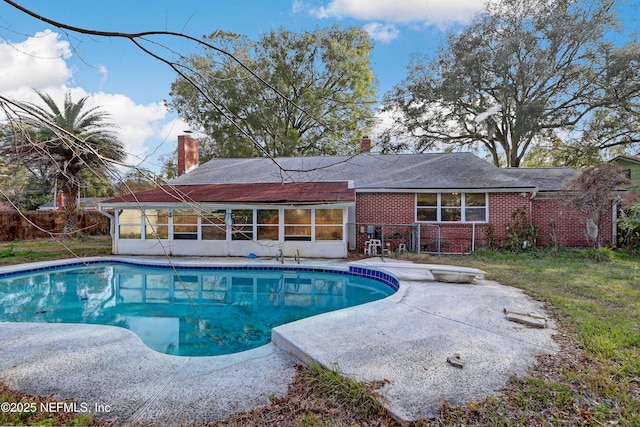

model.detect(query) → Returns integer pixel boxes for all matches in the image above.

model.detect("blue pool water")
[0,262,396,356]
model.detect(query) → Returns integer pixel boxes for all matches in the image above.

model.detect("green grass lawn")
[0,236,112,265]
[1,240,638,426]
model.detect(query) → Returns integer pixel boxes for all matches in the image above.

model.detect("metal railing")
[348,222,487,255]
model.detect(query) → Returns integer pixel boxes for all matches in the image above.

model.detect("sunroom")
[98,181,355,258]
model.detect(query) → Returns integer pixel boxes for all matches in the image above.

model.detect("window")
[257,209,279,240]
[202,210,227,240]
[464,194,487,222]
[284,209,311,241]
[416,193,487,222]
[416,194,437,221]
[231,209,253,240]
[173,210,198,240]
[118,209,142,239]
[315,208,343,240]
[144,209,169,239]
[117,206,347,243]
[441,193,461,222]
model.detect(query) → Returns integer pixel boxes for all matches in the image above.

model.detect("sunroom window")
[257,209,279,240]
[231,209,253,240]
[315,208,343,240]
[144,209,169,239]
[173,210,198,240]
[118,209,142,239]
[284,209,311,241]
[201,210,227,240]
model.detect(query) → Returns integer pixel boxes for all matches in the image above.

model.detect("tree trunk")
[62,183,78,235]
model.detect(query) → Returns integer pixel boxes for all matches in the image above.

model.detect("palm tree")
[2,90,126,234]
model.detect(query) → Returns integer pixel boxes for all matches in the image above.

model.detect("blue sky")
[0,0,638,171]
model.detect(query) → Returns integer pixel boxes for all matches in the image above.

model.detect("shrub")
[584,247,615,262]
[485,223,498,250]
[502,207,538,252]
[618,201,640,251]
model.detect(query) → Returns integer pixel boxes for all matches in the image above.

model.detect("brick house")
[98,136,618,257]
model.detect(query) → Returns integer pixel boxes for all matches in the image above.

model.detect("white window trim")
[117,209,143,240]
[116,206,347,242]
[415,193,488,223]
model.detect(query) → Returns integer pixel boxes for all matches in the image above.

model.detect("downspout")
[612,199,618,248]
[98,205,116,254]
[529,191,536,213]
[472,222,475,252]
[530,191,536,247]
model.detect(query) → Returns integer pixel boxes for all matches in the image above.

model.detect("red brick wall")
[532,198,614,247]
[487,193,531,243]
[354,193,415,250]
[356,193,415,224]
[353,191,616,252]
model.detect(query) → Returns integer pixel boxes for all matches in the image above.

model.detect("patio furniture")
[369,239,382,255]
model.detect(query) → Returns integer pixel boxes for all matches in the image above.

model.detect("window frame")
[314,208,344,241]
[144,209,169,239]
[416,193,488,223]
[256,209,280,241]
[230,209,254,241]
[201,209,228,241]
[284,208,312,241]
[116,206,347,243]
[117,209,143,239]
[172,209,199,240]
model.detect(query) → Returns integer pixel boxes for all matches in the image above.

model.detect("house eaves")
[100,181,355,205]
[611,154,640,165]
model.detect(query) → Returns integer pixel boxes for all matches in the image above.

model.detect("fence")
[418,223,489,254]
[0,210,110,241]
[347,222,417,254]
[348,222,490,255]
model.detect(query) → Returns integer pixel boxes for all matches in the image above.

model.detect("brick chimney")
[360,136,371,153]
[177,134,199,176]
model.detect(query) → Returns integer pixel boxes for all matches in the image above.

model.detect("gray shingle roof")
[170,152,578,192]
[500,167,580,192]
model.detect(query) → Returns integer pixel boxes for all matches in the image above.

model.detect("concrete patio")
[0,257,558,425]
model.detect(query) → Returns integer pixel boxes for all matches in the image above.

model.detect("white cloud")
[0,31,175,171]
[0,30,72,92]
[97,64,108,90]
[160,117,191,145]
[86,92,168,166]
[363,22,400,43]
[292,0,306,14]
[310,0,485,26]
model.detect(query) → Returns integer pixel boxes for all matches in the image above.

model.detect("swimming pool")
[0,259,397,356]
